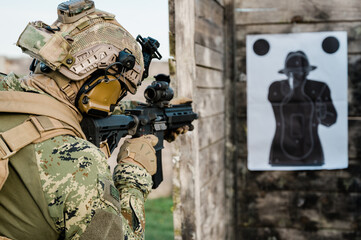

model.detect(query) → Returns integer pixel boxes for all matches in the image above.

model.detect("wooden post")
[224,0,237,239]
[170,0,236,239]
[172,0,200,239]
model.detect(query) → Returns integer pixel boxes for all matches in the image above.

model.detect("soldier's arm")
[113,163,152,238]
[113,135,157,239]
[35,135,150,240]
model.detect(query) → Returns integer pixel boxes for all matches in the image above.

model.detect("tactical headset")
[32,48,137,118]
[75,49,137,117]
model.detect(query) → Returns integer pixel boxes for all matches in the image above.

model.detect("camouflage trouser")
[35,135,152,239]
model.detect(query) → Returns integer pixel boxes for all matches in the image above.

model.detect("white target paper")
[247,31,348,171]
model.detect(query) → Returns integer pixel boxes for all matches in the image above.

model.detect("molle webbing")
[0,116,79,189]
[0,91,86,189]
[0,91,85,139]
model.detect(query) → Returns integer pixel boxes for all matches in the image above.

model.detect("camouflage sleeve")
[113,163,153,239]
[0,72,23,91]
[0,72,44,93]
[35,136,124,239]
[36,135,152,240]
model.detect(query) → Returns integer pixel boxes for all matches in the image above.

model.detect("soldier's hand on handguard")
[117,135,158,175]
[164,97,193,142]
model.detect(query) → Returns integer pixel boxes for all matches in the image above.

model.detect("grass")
[145,197,174,240]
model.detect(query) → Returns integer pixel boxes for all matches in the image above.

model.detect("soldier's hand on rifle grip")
[117,135,158,175]
[165,97,193,143]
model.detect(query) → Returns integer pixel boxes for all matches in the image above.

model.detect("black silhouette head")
[279,51,317,76]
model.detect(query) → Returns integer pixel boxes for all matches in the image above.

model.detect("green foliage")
[145,197,174,240]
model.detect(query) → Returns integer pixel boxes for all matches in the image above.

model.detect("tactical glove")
[117,135,158,175]
[164,97,193,142]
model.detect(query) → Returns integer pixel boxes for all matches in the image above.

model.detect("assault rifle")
[80,74,198,189]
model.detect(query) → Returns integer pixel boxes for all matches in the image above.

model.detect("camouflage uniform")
[0,74,152,239]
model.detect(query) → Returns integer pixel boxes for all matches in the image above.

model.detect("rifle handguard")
[117,135,158,175]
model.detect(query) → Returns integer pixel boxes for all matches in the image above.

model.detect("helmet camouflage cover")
[17,0,144,94]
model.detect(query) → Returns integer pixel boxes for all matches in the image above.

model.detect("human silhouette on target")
[268,51,337,166]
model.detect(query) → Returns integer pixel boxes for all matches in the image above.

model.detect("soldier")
[0,1,180,239]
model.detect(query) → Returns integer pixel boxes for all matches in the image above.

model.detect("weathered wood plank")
[195,17,224,53]
[199,174,227,239]
[196,66,224,88]
[234,0,361,25]
[173,0,199,239]
[235,81,247,117]
[236,22,361,55]
[236,117,247,158]
[243,159,361,193]
[169,0,175,58]
[238,227,361,240]
[199,140,225,185]
[196,88,225,118]
[214,0,224,7]
[198,114,225,149]
[348,55,361,116]
[349,119,361,159]
[195,0,224,52]
[223,1,238,239]
[196,0,224,25]
[239,191,361,230]
[195,44,224,71]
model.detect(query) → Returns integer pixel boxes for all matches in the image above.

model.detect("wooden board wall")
[170,0,236,239]
[235,0,361,239]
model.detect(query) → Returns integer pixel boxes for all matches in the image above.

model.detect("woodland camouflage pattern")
[0,74,152,239]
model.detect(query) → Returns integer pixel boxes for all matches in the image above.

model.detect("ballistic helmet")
[16,0,144,117]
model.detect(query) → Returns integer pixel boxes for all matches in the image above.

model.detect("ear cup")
[76,73,126,117]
